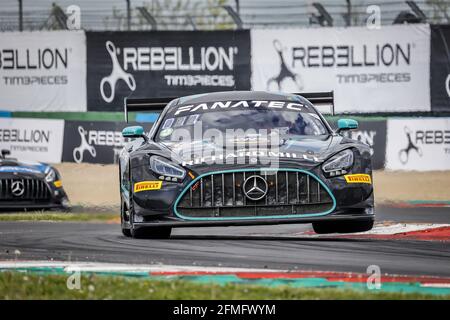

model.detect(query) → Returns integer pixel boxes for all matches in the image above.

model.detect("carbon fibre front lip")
[133,213,374,228]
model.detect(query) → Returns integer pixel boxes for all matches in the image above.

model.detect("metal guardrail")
[0,0,449,31]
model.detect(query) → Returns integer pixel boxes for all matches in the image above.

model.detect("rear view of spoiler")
[294,91,335,116]
[124,91,334,122]
[124,97,176,122]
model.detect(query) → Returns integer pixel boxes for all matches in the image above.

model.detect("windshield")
[156,101,329,142]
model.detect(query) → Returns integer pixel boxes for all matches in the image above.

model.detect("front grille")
[176,170,334,218]
[0,178,51,202]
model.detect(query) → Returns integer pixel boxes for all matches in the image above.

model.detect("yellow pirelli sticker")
[53,180,62,188]
[134,181,163,193]
[344,174,372,184]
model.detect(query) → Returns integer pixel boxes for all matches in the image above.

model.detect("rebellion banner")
[62,120,151,164]
[385,118,450,171]
[86,31,251,111]
[251,25,431,113]
[430,25,450,112]
[0,118,65,163]
[0,31,87,112]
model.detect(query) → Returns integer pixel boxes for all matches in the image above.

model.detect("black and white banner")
[0,31,87,111]
[86,31,251,111]
[0,118,65,163]
[430,25,450,112]
[386,118,450,171]
[341,120,386,170]
[62,120,151,164]
[251,25,431,113]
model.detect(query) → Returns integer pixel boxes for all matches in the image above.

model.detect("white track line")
[353,223,450,235]
[288,222,450,237]
[0,260,282,273]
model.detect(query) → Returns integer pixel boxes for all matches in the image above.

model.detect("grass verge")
[0,272,447,300]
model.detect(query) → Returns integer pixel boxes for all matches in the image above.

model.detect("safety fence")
[0,24,449,114]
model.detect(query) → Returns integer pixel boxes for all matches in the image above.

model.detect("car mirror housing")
[1,149,10,158]
[337,119,358,133]
[122,126,147,141]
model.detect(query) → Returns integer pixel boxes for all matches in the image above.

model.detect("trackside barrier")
[386,118,450,171]
[3,117,449,170]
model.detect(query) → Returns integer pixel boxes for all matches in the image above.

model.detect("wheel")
[120,199,132,237]
[128,200,172,239]
[313,220,374,234]
[122,227,132,237]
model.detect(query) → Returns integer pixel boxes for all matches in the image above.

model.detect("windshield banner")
[251,24,431,113]
[169,100,310,116]
[86,31,251,111]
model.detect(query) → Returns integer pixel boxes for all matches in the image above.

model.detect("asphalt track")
[0,205,449,277]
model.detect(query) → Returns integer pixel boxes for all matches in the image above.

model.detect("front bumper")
[0,177,70,211]
[130,163,374,228]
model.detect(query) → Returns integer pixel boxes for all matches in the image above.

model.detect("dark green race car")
[119,91,374,239]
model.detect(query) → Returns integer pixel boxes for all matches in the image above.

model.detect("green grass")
[0,212,117,222]
[0,272,447,300]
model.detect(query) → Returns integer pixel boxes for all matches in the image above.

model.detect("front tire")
[313,220,374,234]
[128,201,172,239]
[120,200,132,237]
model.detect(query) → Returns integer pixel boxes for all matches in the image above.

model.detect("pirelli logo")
[134,181,163,193]
[344,174,372,184]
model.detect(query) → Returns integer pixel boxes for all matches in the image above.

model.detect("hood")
[158,134,343,172]
[0,159,49,176]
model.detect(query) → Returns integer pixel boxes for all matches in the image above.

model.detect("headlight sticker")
[134,181,163,193]
[53,180,62,188]
[344,174,372,184]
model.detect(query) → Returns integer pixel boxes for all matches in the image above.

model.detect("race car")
[0,149,69,210]
[119,91,374,238]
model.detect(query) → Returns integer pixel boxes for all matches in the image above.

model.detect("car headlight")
[322,149,354,177]
[150,155,186,180]
[45,167,56,182]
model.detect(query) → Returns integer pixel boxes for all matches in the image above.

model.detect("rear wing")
[124,91,335,122]
[124,97,176,122]
[294,91,335,116]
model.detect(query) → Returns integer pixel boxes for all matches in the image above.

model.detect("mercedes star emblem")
[11,180,25,197]
[243,175,268,201]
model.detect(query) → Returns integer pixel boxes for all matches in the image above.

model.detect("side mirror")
[122,126,148,142]
[337,119,358,133]
[1,149,10,158]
